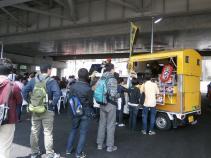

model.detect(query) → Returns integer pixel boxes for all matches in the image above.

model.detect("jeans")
[142,106,157,132]
[116,103,124,124]
[94,108,100,121]
[30,111,55,155]
[129,106,139,130]
[97,103,116,147]
[66,115,90,155]
[16,104,22,121]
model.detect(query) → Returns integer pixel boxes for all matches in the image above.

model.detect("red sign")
[160,64,173,82]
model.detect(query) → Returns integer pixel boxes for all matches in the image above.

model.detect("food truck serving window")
[185,56,189,63]
[197,59,200,66]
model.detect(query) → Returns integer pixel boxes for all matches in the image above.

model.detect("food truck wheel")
[156,113,172,130]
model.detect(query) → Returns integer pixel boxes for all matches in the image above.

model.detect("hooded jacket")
[102,72,118,105]
[22,74,61,111]
[0,76,22,124]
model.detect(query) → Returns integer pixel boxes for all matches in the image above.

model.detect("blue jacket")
[22,75,61,111]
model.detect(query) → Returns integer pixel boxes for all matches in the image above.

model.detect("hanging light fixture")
[154,18,163,24]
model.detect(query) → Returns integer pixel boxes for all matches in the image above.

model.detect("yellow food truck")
[128,49,202,130]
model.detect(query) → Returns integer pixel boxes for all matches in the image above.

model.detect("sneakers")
[118,123,125,127]
[31,151,41,158]
[31,154,40,158]
[46,153,60,158]
[106,146,117,152]
[98,144,116,152]
[149,131,156,135]
[66,152,73,158]
[97,144,106,150]
[141,130,147,135]
[76,152,86,158]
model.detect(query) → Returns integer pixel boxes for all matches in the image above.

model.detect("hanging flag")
[129,22,139,56]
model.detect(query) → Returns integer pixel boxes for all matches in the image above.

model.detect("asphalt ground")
[12,96,211,158]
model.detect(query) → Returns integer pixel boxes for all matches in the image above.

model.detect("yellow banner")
[130,22,139,56]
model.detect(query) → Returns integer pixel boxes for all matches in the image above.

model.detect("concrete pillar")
[29,65,36,73]
[57,68,62,78]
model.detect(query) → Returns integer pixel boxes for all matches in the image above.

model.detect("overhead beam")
[142,0,152,12]
[5,53,66,68]
[1,7,29,27]
[0,0,32,8]
[108,0,139,12]
[12,4,72,21]
[47,50,211,61]
[33,0,49,8]
[1,9,211,41]
[52,52,131,60]
[67,0,77,21]
[53,0,65,7]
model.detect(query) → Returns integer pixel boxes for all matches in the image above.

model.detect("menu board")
[159,75,175,86]
[165,86,174,95]
[157,74,176,105]
[156,94,165,105]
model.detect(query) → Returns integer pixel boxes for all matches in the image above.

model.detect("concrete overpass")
[0,0,211,70]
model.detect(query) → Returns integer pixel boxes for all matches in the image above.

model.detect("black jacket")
[69,80,93,109]
[117,84,128,106]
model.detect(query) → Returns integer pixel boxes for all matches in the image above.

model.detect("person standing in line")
[66,68,94,158]
[207,82,211,107]
[22,64,61,158]
[67,75,76,89]
[97,63,119,152]
[8,68,17,81]
[141,73,159,135]
[128,78,140,131]
[0,58,22,158]
[116,77,128,127]
[14,75,24,121]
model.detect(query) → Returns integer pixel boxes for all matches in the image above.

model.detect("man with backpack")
[22,64,61,158]
[66,68,94,158]
[0,58,22,158]
[96,63,119,152]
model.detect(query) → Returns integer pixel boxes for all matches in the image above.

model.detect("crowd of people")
[1,58,210,158]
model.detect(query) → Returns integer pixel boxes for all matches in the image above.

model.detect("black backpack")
[128,86,140,105]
